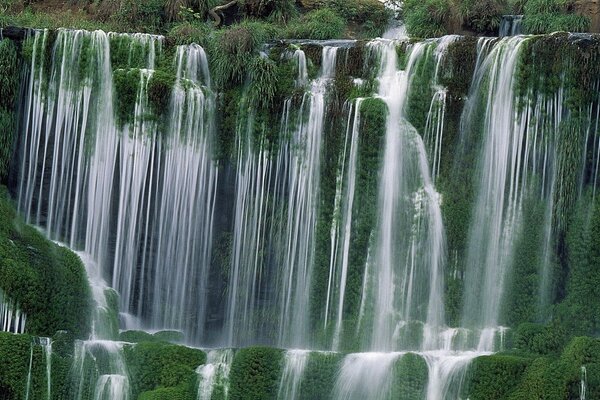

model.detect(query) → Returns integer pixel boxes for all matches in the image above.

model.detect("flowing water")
[196,349,234,400]
[0,288,26,334]
[10,26,600,400]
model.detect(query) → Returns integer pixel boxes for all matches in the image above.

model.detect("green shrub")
[403,0,450,38]
[108,0,168,33]
[113,68,141,127]
[459,0,504,34]
[124,341,206,398]
[0,188,92,339]
[210,20,281,88]
[513,323,566,356]
[167,21,215,46]
[285,8,346,40]
[465,355,530,399]
[392,353,428,399]
[296,352,342,400]
[148,70,176,115]
[0,39,19,183]
[229,346,284,400]
[326,0,391,37]
[523,0,590,33]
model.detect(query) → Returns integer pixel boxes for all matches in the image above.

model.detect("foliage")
[459,0,505,34]
[248,55,278,109]
[124,341,206,398]
[0,39,19,183]
[164,0,219,22]
[0,333,52,400]
[296,352,343,399]
[229,346,283,400]
[324,0,391,37]
[402,0,450,38]
[465,355,530,399]
[556,193,600,337]
[113,68,141,127]
[147,69,176,116]
[285,8,346,40]
[392,353,428,399]
[523,0,590,33]
[513,323,566,356]
[210,20,280,88]
[0,188,92,339]
[167,21,215,46]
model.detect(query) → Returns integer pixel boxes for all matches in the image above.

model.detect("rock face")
[575,0,600,32]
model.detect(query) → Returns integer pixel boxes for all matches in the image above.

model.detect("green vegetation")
[124,341,206,398]
[113,68,142,127]
[392,353,428,399]
[0,39,19,183]
[285,8,346,40]
[296,352,343,400]
[403,0,452,38]
[402,0,592,37]
[0,187,92,339]
[522,0,590,34]
[229,346,284,400]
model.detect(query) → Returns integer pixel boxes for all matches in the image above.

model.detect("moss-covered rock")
[0,187,92,339]
[465,355,530,399]
[124,341,206,398]
[229,346,284,400]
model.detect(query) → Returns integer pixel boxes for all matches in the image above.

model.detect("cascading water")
[360,38,446,352]
[460,36,529,350]
[278,350,310,400]
[225,46,337,347]
[499,15,524,37]
[0,288,26,333]
[196,349,234,400]
[16,28,218,343]
[70,340,131,400]
[332,352,403,400]
[9,22,600,400]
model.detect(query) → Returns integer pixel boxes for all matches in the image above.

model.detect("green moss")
[229,346,284,400]
[296,352,343,400]
[113,68,141,128]
[513,323,566,356]
[0,39,19,183]
[147,69,176,117]
[465,355,530,399]
[124,341,206,398]
[0,188,91,339]
[392,353,428,399]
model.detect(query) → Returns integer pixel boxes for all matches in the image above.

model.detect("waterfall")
[422,351,482,400]
[460,37,528,349]
[278,350,310,400]
[196,349,234,400]
[71,340,131,400]
[41,337,52,400]
[225,45,337,347]
[24,342,33,400]
[328,99,362,350]
[581,365,587,400]
[0,288,27,333]
[362,38,446,351]
[332,352,403,400]
[16,29,218,343]
[499,15,524,37]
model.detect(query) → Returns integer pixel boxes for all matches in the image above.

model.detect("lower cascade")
[1,15,600,400]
